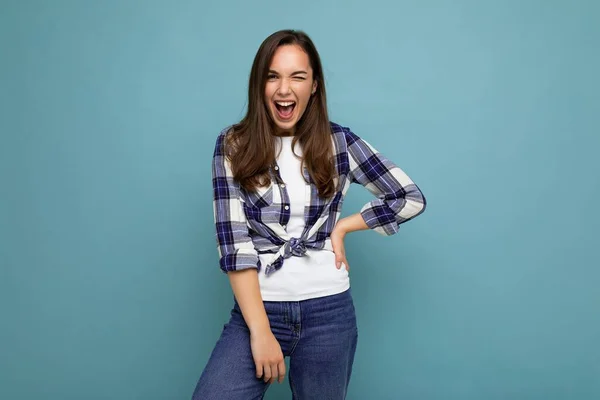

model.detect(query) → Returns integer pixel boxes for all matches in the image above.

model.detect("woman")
[192,29,426,399]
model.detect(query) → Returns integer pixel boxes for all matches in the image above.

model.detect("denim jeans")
[191,288,358,400]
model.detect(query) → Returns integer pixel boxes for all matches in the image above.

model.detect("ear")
[312,80,318,95]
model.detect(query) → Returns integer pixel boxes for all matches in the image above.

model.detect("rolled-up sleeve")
[212,132,260,273]
[345,128,426,236]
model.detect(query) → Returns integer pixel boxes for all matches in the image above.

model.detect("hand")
[331,224,350,271]
[250,328,286,384]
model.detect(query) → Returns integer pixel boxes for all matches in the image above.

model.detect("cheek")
[295,84,313,104]
[264,84,275,102]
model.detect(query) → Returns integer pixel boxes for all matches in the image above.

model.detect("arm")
[227,269,269,333]
[227,269,285,383]
[330,128,426,269]
[211,132,285,383]
[212,132,265,319]
[345,128,426,235]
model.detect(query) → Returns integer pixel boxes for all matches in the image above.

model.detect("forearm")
[227,268,270,334]
[334,213,369,235]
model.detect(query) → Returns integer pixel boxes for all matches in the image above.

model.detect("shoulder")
[328,121,362,147]
[213,125,236,155]
[216,125,235,142]
[329,121,348,135]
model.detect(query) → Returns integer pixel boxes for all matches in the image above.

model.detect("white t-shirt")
[258,136,350,301]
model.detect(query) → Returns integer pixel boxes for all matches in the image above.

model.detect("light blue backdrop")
[1,1,598,399]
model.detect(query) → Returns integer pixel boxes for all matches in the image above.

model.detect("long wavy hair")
[226,29,336,198]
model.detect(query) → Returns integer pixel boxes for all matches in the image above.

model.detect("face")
[264,45,317,135]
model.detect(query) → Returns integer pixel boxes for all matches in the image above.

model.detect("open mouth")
[274,101,296,120]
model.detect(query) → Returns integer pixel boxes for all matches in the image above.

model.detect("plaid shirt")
[212,122,426,275]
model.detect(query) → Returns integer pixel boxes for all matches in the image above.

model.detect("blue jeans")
[192,288,358,399]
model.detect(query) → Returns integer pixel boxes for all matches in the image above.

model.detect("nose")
[277,78,291,96]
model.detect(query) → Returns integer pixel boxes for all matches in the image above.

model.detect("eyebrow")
[268,70,308,76]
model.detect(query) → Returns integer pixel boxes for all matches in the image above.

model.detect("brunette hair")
[226,29,336,198]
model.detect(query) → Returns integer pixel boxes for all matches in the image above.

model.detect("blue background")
[1,0,599,399]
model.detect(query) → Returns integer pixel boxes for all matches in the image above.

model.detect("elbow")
[414,190,427,217]
[396,185,426,222]
[411,183,427,216]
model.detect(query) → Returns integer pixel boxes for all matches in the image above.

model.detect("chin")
[269,111,298,133]
[274,120,297,132]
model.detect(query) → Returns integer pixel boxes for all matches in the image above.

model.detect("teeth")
[275,101,295,107]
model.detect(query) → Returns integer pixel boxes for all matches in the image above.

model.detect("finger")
[271,361,282,384]
[336,255,345,269]
[255,362,263,379]
[269,363,278,384]
[263,364,272,383]
[343,259,350,271]
[277,360,286,383]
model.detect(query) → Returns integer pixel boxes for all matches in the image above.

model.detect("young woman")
[192,29,426,400]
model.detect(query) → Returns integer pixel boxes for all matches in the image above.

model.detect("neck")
[273,126,295,137]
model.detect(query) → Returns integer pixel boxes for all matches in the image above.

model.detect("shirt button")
[284,205,289,210]
[280,184,286,188]
[274,166,279,170]
[283,225,287,229]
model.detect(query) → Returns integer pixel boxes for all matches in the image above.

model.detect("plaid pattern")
[212,122,426,275]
